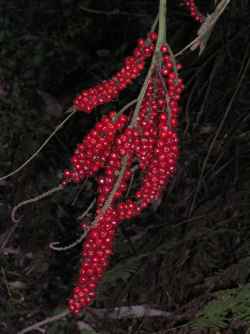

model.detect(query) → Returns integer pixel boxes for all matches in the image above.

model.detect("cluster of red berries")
[182,0,205,23]
[66,34,185,315]
[62,111,128,186]
[3,0,210,321]
[73,32,158,113]
[68,208,119,314]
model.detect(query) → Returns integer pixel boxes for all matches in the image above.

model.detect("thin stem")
[79,6,147,17]
[17,310,69,334]
[11,186,63,223]
[113,99,137,122]
[174,36,200,57]
[101,156,128,215]
[71,178,89,206]
[49,229,88,251]
[0,108,77,182]
[151,14,159,33]
[157,0,167,46]
[78,198,96,220]
[129,0,167,129]
[128,63,154,128]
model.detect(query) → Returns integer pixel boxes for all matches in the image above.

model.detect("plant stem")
[11,185,63,223]
[17,310,69,334]
[156,0,167,50]
[129,0,167,128]
[0,108,77,182]
[97,155,129,220]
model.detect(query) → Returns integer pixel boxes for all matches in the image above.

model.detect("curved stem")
[17,310,69,334]
[77,198,96,220]
[11,186,63,223]
[50,229,88,251]
[0,108,77,182]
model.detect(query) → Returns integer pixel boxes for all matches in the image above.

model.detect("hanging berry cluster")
[4,0,208,323]
[63,33,184,314]
[74,33,157,113]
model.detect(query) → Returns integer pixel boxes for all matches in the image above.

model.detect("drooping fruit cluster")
[62,111,128,186]
[182,0,205,23]
[68,208,119,314]
[66,37,185,315]
[74,32,158,113]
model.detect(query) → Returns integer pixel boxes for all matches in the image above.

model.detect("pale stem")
[0,108,77,182]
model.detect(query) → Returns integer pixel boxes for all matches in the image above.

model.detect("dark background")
[0,1,250,333]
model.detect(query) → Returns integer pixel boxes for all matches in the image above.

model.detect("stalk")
[130,0,167,128]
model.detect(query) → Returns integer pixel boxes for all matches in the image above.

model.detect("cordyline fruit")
[5,30,185,316]
[67,43,184,315]
[74,32,158,113]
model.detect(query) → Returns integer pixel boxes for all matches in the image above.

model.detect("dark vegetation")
[0,0,250,333]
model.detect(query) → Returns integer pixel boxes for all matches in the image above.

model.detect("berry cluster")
[182,0,205,23]
[73,33,157,113]
[66,35,185,315]
[68,208,119,314]
[62,111,128,186]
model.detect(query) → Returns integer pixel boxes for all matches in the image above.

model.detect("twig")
[17,310,69,334]
[49,229,88,251]
[78,198,96,220]
[11,186,63,223]
[89,305,172,319]
[0,224,19,252]
[79,6,147,17]
[103,155,128,213]
[113,99,137,122]
[71,179,89,206]
[129,0,167,129]
[151,14,159,33]
[0,108,77,182]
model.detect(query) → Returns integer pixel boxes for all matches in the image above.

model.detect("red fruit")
[74,35,157,113]
[160,44,168,53]
[148,31,158,42]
